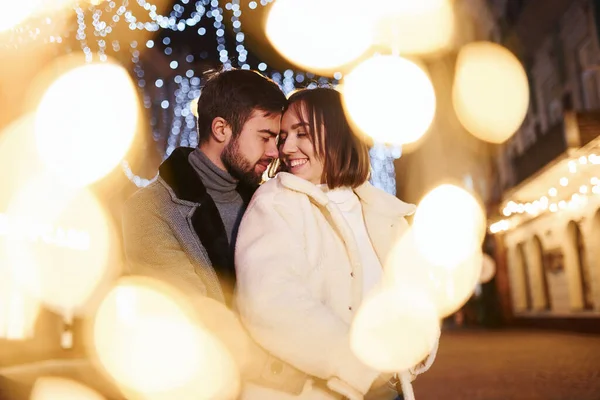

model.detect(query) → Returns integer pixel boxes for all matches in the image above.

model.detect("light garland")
[6,0,395,191]
[490,153,600,234]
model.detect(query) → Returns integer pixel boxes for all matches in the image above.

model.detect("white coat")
[235,173,416,400]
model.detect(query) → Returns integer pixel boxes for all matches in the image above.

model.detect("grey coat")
[122,147,308,395]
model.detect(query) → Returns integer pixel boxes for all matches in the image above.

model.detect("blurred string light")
[491,153,600,234]
[8,0,394,188]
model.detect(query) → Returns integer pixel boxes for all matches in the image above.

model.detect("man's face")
[221,109,281,186]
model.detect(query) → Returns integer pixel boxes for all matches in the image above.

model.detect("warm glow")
[350,286,440,372]
[190,97,199,118]
[30,377,106,400]
[35,60,139,187]
[453,42,529,144]
[342,55,436,145]
[480,253,496,283]
[0,277,41,340]
[266,0,370,74]
[385,229,484,318]
[92,277,239,400]
[560,177,569,187]
[371,0,454,55]
[3,174,117,316]
[0,0,74,32]
[413,184,485,268]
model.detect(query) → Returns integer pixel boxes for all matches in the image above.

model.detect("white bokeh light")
[35,60,139,187]
[342,55,436,146]
[453,42,529,144]
[266,0,371,73]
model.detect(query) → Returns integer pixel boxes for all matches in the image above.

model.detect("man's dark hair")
[196,68,286,145]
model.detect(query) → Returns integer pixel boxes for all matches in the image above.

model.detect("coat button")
[348,306,352,311]
[270,361,283,375]
[350,272,354,278]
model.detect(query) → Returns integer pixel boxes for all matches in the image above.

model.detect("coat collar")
[159,147,255,205]
[159,147,208,204]
[276,172,416,218]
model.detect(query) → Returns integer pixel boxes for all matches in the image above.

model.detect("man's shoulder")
[123,179,173,214]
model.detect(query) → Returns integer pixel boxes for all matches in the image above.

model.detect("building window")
[568,221,595,310]
[577,37,600,110]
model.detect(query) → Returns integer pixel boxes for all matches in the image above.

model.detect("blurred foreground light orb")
[413,184,485,268]
[480,253,497,284]
[35,59,139,187]
[350,286,440,372]
[372,0,454,56]
[266,0,370,74]
[453,41,529,144]
[92,277,240,400]
[31,377,106,400]
[385,230,484,318]
[342,55,436,146]
[4,175,117,316]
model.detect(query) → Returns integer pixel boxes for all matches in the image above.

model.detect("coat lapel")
[160,147,250,305]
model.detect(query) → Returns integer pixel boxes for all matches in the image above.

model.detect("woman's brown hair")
[284,87,370,189]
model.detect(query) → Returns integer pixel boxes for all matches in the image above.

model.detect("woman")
[235,88,422,400]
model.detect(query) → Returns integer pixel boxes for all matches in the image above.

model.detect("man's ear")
[211,117,232,144]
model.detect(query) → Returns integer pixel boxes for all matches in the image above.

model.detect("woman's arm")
[235,192,379,395]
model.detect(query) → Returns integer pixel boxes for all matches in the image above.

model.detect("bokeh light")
[350,286,440,372]
[91,277,240,400]
[342,55,436,146]
[413,184,485,268]
[190,97,199,118]
[266,0,371,74]
[3,174,118,316]
[371,0,455,56]
[385,228,484,318]
[0,0,74,33]
[453,41,529,143]
[30,377,106,400]
[34,59,139,187]
[480,253,497,284]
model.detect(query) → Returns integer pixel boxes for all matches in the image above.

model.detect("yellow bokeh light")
[266,0,371,74]
[350,287,440,372]
[384,228,483,318]
[35,60,139,187]
[190,97,199,118]
[453,41,529,144]
[413,184,485,268]
[30,377,106,400]
[0,277,41,340]
[3,174,117,316]
[91,277,239,400]
[371,0,454,56]
[342,55,436,146]
[0,0,75,32]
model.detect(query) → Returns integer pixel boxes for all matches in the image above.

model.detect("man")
[122,68,307,397]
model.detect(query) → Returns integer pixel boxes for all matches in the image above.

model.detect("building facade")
[489,0,600,326]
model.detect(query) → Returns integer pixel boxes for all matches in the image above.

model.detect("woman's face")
[279,104,324,185]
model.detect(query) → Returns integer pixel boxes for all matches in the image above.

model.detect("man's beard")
[221,137,262,187]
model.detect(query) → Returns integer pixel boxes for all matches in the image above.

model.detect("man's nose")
[265,139,279,159]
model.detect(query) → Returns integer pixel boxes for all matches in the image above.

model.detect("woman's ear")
[211,117,232,143]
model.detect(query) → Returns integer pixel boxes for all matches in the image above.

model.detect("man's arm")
[120,191,306,392]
